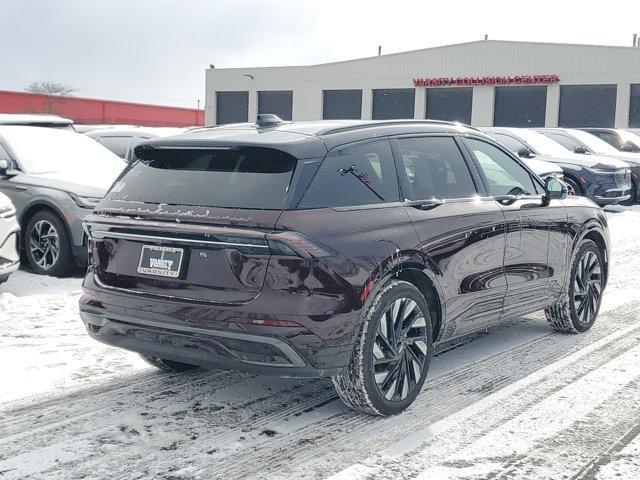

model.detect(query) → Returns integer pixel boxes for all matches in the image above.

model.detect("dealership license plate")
[137,245,184,278]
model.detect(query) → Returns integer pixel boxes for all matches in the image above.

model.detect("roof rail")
[318,119,477,136]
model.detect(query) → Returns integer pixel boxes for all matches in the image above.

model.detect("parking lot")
[1,206,639,479]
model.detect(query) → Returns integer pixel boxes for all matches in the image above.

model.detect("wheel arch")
[572,220,609,288]
[19,201,73,252]
[582,229,609,287]
[561,172,583,195]
[361,257,446,343]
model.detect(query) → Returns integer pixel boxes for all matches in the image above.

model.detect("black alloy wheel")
[572,250,603,326]
[373,297,429,401]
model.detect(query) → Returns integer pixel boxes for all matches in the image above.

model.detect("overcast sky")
[2,0,638,108]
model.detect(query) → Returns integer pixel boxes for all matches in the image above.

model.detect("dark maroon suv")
[80,116,609,415]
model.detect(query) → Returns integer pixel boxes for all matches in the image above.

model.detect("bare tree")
[25,81,76,96]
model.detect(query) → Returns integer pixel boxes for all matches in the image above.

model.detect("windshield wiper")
[339,165,386,202]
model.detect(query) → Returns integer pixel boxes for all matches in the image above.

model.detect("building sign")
[413,74,560,88]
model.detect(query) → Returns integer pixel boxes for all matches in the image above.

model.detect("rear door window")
[299,140,399,208]
[108,146,297,209]
[397,136,477,200]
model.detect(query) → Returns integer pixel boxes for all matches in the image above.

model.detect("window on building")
[299,140,399,208]
[397,136,477,200]
[372,89,415,120]
[258,90,293,121]
[322,90,362,120]
[493,86,547,127]
[465,138,539,196]
[216,91,249,125]
[630,84,640,128]
[425,88,473,124]
[559,85,617,128]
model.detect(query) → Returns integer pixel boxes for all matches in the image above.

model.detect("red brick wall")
[0,90,204,127]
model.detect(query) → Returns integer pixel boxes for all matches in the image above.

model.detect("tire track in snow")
[573,422,640,480]
[36,305,638,480]
[3,304,639,480]
[325,310,640,480]
[0,314,553,480]
[0,369,247,438]
[215,304,640,479]
[491,379,640,479]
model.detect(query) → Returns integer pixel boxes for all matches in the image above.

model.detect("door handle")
[495,195,518,205]
[404,199,445,210]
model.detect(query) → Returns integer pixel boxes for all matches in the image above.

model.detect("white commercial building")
[205,39,640,128]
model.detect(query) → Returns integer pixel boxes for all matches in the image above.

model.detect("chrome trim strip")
[91,230,269,249]
[84,215,268,241]
[0,227,20,250]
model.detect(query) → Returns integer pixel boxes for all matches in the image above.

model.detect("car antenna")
[256,114,283,128]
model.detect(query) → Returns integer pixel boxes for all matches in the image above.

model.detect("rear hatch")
[86,145,302,305]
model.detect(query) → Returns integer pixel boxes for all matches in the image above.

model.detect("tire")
[331,279,433,416]
[545,239,604,333]
[563,177,582,197]
[24,210,75,276]
[140,355,199,372]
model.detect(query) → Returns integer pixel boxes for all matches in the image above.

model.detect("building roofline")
[208,39,640,72]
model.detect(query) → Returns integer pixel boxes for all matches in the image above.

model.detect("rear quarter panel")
[271,205,421,346]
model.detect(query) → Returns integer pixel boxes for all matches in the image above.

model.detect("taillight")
[266,231,336,259]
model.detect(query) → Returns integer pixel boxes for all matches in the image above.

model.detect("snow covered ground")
[1,208,640,480]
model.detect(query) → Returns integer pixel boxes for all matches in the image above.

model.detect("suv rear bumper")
[79,291,353,378]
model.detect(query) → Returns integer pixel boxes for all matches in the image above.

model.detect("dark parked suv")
[80,117,609,416]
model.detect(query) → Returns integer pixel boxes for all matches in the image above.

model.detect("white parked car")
[0,113,75,130]
[0,191,20,284]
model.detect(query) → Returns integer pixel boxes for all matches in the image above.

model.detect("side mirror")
[544,177,568,202]
[517,147,534,159]
[573,146,589,154]
[621,141,640,153]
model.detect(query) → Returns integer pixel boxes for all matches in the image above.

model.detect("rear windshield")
[107,147,297,209]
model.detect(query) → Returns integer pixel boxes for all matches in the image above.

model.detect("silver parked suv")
[0,126,125,276]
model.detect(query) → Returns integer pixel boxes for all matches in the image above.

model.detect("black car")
[536,128,640,203]
[80,116,609,416]
[482,127,632,206]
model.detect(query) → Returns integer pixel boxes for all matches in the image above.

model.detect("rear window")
[108,147,297,209]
